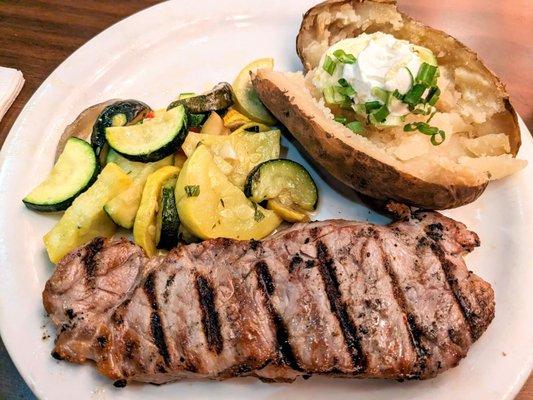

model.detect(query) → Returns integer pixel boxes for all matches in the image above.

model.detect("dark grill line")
[430,243,477,339]
[83,237,105,279]
[255,261,301,371]
[143,272,171,366]
[315,241,366,372]
[196,275,224,355]
[379,243,426,376]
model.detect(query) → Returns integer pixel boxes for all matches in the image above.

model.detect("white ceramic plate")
[0,1,531,399]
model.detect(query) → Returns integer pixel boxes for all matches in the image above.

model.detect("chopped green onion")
[371,104,390,123]
[338,85,356,97]
[364,101,382,114]
[334,115,348,124]
[403,83,427,106]
[427,110,437,123]
[324,86,348,105]
[184,185,200,197]
[333,49,356,64]
[322,55,337,75]
[371,87,390,103]
[430,130,446,146]
[346,121,363,133]
[338,78,350,87]
[392,89,404,100]
[403,122,446,146]
[426,87,441,106]
[416,62,438,86]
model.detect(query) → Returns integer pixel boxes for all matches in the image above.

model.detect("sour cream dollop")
[313,32,436,121]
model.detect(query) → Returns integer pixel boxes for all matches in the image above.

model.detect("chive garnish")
[403,122,446,145]
[403,83,427,106]
[322,55,337,75]
[346,121,363,133]
[364,101,381,114]
[184,185,200,197]
[334,115,348,124]
[371,104,390,123]
[333,49,356,64]
[426,86,441,106]
[416,62,438,86]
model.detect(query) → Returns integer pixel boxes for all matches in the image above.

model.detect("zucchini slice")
[167,82,233,114]
[106,105,187,162]
[244,159,318,211]
[103,154,174,229]
[133,166,181,256]
[156,179,180,250]
[43,163,132,264]
[91,99,151,161]
[23,138,98,212]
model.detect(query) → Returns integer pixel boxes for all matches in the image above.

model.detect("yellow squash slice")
[133,165,181,256]
[43,163,132,264]
[175,145,281,240]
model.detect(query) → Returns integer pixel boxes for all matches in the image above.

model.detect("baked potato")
[252,0,526,209]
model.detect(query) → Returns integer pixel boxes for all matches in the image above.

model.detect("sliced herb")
[416,62,438,86]
[334,115,348,124]
[252,203,265,222]
[426,86,441,106]
[346,120,363,134]
[371,87,390,103]
[403,83,427,106]
[364,101,382,114]
[322,55,337,75]
[403,122,446,146]
[333,49,356,64]
[371,104,390,123]
[184,185,200,197]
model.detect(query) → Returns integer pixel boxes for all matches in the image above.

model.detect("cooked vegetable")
[267,199,309,223]
[103,154,173,229]
[232,58,276,125]
[181,128,280,188]
[106,105,187,162]
[250,0,526,209]
[43,163,132,264]
[223,108,252,130]
[155,179,180,250]
[133,166,180,256]
[167,82,233,114]
[244,159,318,211]
[175,145,281,240]
[91,100,151,162]
[55,100,118,162]
[23,138,98,212]
[201,111,230,135]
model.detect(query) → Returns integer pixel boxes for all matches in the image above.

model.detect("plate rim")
[0,1,531,399]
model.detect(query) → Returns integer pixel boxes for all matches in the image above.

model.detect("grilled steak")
[43,211,494,385]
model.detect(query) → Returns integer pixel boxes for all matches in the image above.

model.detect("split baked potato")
[252,0,526,209]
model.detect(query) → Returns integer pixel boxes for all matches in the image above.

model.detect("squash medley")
[25,58,318,263]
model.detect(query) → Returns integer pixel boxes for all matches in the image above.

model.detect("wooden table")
[0,1,531,399]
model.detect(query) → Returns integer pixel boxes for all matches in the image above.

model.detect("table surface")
[0,0,531,399]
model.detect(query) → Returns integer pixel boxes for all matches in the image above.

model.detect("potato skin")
[253,69,487,209]
[296,0,520,155]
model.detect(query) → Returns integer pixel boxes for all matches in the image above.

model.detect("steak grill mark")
[143,272,171,366]
[430,242,476,339]
[196,275,223,355]
[83,237,104,279]
[379,242,427,376]
[315,241,366,372]
[255,261,301,371]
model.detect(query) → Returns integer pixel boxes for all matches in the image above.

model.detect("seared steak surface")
[43,212,494,385]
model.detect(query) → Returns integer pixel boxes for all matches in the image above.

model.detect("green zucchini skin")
[106,106,188,163]
[23,138,99,212]
[157,184,180,250]
[244,158,319,210]
[167,82,233,114]
[91,100,151,160]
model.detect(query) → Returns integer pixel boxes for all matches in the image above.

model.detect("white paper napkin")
[0,66,24,122]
